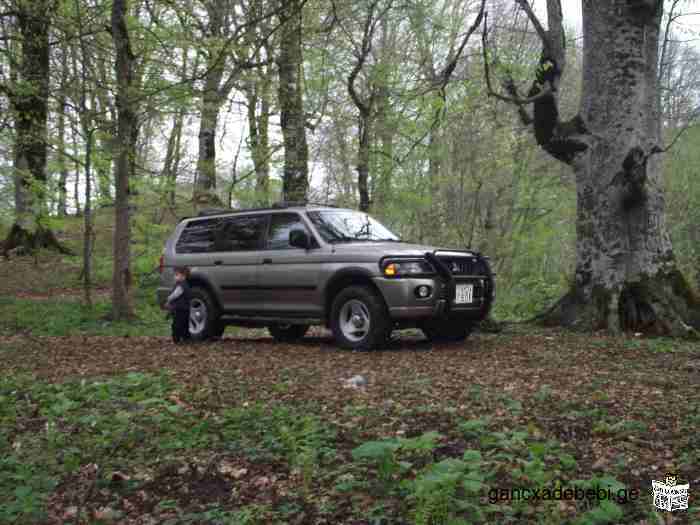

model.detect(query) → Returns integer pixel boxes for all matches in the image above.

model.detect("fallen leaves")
[2,326,699,523]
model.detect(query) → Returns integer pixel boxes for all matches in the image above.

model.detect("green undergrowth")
[2,369,696,524]
[0,288,169,337]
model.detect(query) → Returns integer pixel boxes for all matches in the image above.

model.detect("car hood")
[329,241,477,260]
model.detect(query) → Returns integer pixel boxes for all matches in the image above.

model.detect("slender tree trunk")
[374,86,393,214]
[277,0,309,202]
[247,75,272,205]
[357,116,371,212]
[95,57,116,205]
[162,109,184,206]
[71,119,82,216]
[110,0,137,319]
[57,96,69,216]
[83,129,94,306]
[194,81,224,205]
[56,45,69,217]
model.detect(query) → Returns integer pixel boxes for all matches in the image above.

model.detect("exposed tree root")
[534,270,700,338]
[2,223,74,257]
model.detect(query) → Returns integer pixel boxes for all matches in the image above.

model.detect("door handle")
[213,260,223,265]
[262,258,272,264]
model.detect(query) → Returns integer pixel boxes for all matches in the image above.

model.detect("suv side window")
[213,215,267,252]
[176,215,266,253]
[175,218,221,253]
[266,213,312,250]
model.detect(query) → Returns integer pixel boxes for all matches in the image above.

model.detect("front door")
[257,212,325,317]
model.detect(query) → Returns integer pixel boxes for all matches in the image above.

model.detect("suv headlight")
[381,258,435,277]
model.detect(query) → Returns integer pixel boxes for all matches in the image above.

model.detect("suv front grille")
[437,256,488,276]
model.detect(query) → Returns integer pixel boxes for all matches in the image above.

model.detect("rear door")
[174,214,267,312]
[256,212,325,317]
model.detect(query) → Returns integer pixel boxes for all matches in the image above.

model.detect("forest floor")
[2,322,699,524]
[1,235,699,524]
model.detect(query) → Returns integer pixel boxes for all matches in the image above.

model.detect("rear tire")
[330,286,390,350]
[421,318,472,343]
[188,287,221,342]
[268,324,309,342]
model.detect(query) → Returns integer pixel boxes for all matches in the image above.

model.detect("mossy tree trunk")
[110,0,137,319]
[2,0,71,256]
[277,0,309,203]
[246,76,272,205]
[486,0,699,336]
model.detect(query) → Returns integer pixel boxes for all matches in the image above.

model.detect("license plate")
[455,284,474,304]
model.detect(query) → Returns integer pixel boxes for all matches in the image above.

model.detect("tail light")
[159,255,164,274]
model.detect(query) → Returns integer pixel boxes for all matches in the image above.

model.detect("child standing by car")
[166,266,192,344]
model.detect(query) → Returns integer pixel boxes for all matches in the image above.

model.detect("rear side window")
[266,213,311,250]
[176,215,267,253]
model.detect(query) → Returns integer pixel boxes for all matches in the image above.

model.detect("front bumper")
[373,276,488,320]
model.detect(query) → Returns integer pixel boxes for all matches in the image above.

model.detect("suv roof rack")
[197,208,234,217]
[182,201,340,221]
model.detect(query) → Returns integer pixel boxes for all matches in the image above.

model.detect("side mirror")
[289,229,311,249]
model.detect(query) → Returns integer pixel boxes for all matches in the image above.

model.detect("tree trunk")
[110,0,137,319]
[247,75,272,206]
[56,45,69,216]
[2,0,71,256]
[162,109,184,206]
[56,93,69,217]
[194,82,224,206]
[71,118,82,216]
[357,116,371,212]
[95,57,116,205]
[374,85,393,214]
[277,0,309,203]
[519,0,699,336]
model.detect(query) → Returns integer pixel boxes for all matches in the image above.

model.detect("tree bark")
[246,74,272,205]
[2,0,71,255]
[193,72,225,206]
[374,84,393,214]
[495,0,699,335]
[277,0,309,203]
[56,94,69,216]
[110,0,137,319]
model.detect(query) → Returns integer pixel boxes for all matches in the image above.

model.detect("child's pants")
[172,309,190,343]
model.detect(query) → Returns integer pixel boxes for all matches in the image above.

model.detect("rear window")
[175,215,267,253]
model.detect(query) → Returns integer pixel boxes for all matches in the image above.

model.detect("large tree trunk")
[110,0,137,319]
[503,0,699,335]
[193,2,231,208]
[2,0,71,256]
[277,0,309,203]
[562,0,698,335]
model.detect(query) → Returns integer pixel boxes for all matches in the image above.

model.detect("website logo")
[651,475,689,512]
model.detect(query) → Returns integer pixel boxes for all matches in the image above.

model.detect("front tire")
[330,286,390,350]
[421,318,472,343]
[188,287,221,342]
[268,324,309,342]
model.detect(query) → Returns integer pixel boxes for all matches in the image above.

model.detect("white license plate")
[455,284,474,304]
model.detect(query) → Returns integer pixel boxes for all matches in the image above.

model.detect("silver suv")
[157,203,495,349]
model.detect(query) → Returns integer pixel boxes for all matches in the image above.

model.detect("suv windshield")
[307,210,400,243]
